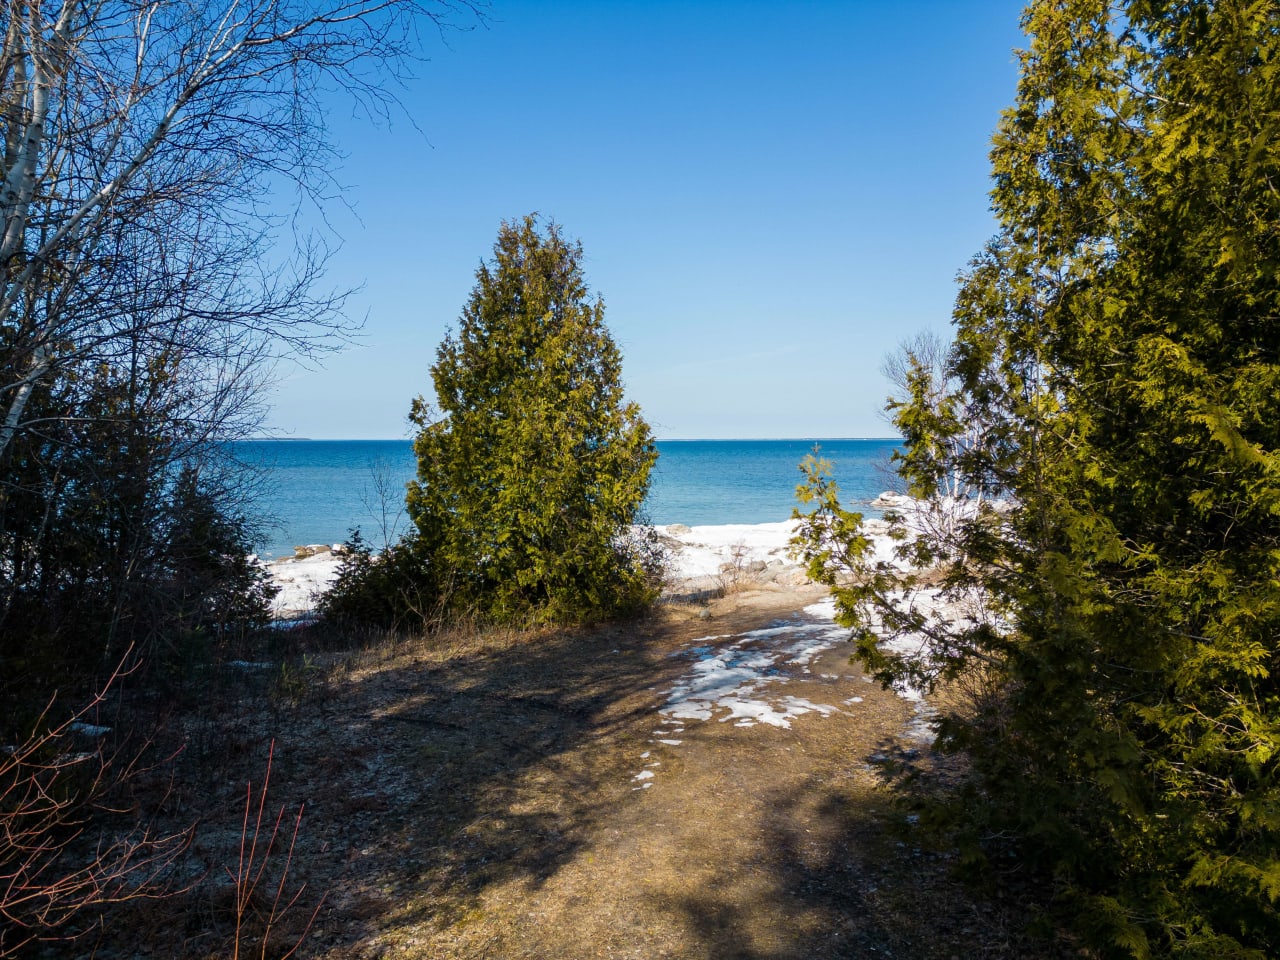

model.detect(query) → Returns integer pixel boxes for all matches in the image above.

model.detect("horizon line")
[240,435,904,443]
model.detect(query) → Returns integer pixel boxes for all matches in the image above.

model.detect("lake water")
[235,438,900,559]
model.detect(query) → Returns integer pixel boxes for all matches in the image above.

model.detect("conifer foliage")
[798,2,1280,956]
[406,216,658,624]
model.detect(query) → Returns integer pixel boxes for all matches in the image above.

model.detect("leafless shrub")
[0,654,191,956]
[714,539,764,595]
[360,456,410,553]
[224,741,323,960]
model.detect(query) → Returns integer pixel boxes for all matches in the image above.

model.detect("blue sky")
[264,0,1028,440]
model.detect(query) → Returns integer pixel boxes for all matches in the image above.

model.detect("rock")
[293,543,332,559]
[747,559,768,573]
[666,523,692,536]
[870,491,913,510]
[771,568,810,586]
[69,721,111,737]
[653,534,686,556]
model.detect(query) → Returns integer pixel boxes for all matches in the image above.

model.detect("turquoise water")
[235,438,900,559]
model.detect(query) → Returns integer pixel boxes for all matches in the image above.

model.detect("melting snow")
[658,566,954,745]
[660,614,849,730]
[265,551,343,618]
[655,520,803,580]
[803,597,837,619]
[903,702,939,743]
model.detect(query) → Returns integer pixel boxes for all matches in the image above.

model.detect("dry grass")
[67,586,1069,960]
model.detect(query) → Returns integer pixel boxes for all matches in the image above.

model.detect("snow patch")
[660,613,849,731]
[654,520,805,581]
[265,552,343,618]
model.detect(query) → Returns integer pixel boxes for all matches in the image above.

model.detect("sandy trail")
[107,584,1046,959]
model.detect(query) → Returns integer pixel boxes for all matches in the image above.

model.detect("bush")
[317,531,440,632]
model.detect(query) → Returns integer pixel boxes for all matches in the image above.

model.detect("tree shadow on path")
[101,595,1070,959]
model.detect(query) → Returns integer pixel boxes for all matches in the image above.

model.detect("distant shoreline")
[241,436,904,444]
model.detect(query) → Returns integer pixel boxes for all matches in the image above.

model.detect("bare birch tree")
[0,0,479,459]
[0,0,481,659]
[0,3,480,946]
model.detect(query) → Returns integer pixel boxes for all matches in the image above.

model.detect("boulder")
[773,568,811,586]
[870,491,913,510]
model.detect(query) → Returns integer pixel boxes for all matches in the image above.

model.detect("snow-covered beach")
[264,518,818,619]
[263,491,930,620]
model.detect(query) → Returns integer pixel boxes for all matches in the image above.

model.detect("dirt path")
[110,587,1044,959]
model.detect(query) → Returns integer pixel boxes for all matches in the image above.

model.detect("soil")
[86,583,1066,960]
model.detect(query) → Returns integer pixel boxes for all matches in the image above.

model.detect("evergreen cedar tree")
[406,216,657,624]
[795,2,1280,957]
